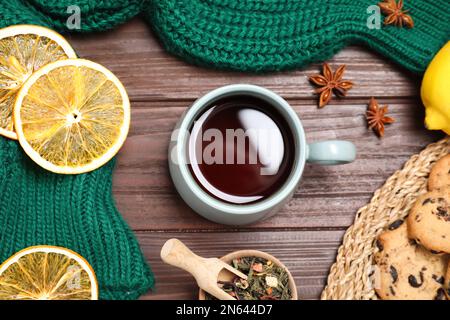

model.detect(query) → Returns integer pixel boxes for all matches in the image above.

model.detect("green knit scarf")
[0,139,153,300]
[0,0,449,300]
[2,0,449,73]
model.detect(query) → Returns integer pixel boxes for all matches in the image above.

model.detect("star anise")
[309,63,353,108]
[366,97,395,137]
[378,0,414,28]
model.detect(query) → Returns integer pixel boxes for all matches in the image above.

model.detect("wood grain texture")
[66,18,444,299]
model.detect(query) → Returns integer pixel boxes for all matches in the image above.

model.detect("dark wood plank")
[67,19,421,102]
[114,99,442,231]
[137,230,345,300]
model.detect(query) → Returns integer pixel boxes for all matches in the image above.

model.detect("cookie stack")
[374,155,450,300]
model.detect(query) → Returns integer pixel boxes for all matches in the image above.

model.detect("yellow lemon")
[421,41,450,135]
[0,25,77,140]
[14,59,130,174]
[0,246,98,300]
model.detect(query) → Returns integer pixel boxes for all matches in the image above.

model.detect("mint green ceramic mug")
[169,84,356,225]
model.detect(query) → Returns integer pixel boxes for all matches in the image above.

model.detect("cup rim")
[174,84,307,215]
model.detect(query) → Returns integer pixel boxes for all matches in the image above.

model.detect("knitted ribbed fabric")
[0,138,155,300]
[2,0,448,73]
[0,0,145,32]
[0,140,154,300]
[148,0,450,73]
[0,0,450,73]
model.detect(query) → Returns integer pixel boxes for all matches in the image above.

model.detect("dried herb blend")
[206,256,292,300]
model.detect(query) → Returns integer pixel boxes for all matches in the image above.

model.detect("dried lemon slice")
[14,59,130,174]
[0,246,98,300]
[0,25,77,140]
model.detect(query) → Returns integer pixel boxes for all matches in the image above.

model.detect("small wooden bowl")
[199,250,298,300]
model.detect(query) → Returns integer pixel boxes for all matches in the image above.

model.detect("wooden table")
[68,19,444,300]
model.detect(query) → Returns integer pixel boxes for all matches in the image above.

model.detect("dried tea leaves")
[206,256,292,300]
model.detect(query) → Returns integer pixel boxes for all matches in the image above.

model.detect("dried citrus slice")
[14,59,131,174]
[0,246,98,300]
[0,25,77,140]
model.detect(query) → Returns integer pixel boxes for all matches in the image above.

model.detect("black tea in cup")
[188,96,295,205]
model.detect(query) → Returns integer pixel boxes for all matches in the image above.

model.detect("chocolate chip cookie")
[429,155,450,191]
[407,188,450,253]
[374,220,448,300]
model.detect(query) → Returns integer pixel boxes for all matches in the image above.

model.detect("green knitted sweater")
[0,0,449,300]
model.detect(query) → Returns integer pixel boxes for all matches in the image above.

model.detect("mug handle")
[306,141,356,165]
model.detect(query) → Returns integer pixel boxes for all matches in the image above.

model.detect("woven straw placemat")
[321,136,450,300]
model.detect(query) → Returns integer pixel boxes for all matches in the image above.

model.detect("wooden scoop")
[160,238,248,300]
